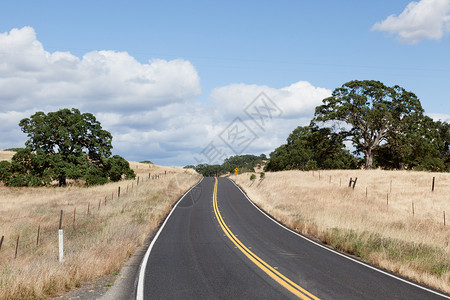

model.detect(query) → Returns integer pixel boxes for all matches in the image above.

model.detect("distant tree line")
[0,108,135,187]
[266,80,449,172]
[185,154,266,177]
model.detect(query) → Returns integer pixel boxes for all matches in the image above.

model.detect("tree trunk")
[58,174,66,187]
[365,149,374,170]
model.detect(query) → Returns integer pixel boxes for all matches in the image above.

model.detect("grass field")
[235,169,450,293]
[0,150,14,162]
[0,160,201,299]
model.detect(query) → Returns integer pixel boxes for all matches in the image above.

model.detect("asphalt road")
[138,177,449,299]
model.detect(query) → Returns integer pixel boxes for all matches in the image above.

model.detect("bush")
[140,160,153,164]
[28,174,47,187]
[84,168,108,186]
[0,161,11,182]
[107,155,136,181]
[8,174,27,187]
[250,174,256,181]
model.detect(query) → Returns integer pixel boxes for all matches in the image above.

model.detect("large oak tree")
[313,80,425,169]
[10,108,135,186]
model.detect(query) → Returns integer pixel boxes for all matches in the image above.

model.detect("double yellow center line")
[212,178,319,300]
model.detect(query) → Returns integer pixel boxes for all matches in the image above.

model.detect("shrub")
[84,168,108,186]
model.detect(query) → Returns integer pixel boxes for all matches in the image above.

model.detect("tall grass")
[235,169,449,293]
[0,150,14,162]
[0,162,201,299]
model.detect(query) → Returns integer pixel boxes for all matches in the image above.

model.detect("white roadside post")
[58,210,64,262]
[58,229,64,262]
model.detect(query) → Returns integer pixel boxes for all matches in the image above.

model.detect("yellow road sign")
[234,168,239,175]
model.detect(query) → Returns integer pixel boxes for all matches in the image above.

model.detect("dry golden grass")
[0,150,14,162]
[0,163,201,299]
[235,169,449,293]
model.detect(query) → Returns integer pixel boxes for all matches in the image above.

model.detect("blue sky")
[1,1,449,165]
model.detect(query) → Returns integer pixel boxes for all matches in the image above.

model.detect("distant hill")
[0,150,15,162]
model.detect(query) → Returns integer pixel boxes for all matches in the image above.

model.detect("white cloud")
[210,81,330,120]
[0,26,332,166]
[0,26,201,112]
[428,113,450,122]
[372,0,450,44]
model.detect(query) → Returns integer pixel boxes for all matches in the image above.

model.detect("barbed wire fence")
[0,171,169,264]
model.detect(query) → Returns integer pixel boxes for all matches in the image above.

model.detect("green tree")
[435,120,450,170]
[313,80,424,169]
[0,161,12,182]
[19,108,112,186]
[194,164,226,177]
[222,154,264,174]
[375,117,447,171]
[265,125,356,171]
[1,108,135,186]
[2,149,52,186]
[106,155,136,181]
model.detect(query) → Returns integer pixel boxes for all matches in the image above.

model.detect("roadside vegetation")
[186,154,266,177]
[234,169,449,293]
[0,160,201,299]
[267,80,449,172]
[0,108,135,187]
[191,80,449,176]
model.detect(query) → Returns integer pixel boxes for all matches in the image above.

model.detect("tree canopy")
[264,80,449,172]
[191,154,265,177]
[313,80,426,169]
[0,108,135,186]
[265,125,357,171]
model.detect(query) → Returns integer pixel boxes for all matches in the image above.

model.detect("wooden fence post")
[432,177,435,192]
[15,233,19,259]
[59,210,63,230]
[0,235,4,251]
[118,186,121,198]
[386,193,389,209]
[37,225,40,246]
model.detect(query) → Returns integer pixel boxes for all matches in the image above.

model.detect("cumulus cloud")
[372,0,450,44]
[428,113,450,122]
[0,26,201,112]
[196,82,331,164]
[210,81,330,120]
[0,26,333,166]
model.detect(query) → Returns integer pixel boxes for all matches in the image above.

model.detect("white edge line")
[228,178,450,299]
[136,178,204,300]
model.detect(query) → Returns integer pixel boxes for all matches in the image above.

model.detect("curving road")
[137,177,449,299]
